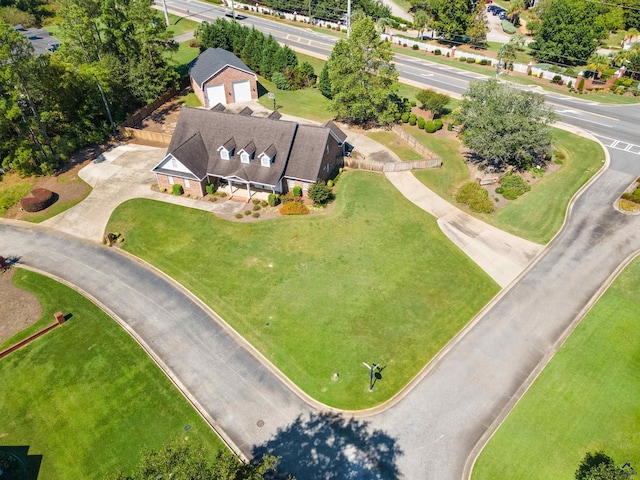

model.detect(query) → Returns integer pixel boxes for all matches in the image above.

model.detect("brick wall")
[201,67,258,107]
[156,174,206,197]
[191,76,206,108]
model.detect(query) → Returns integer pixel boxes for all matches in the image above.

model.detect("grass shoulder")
[107,172,499,409]
[412,127,604,244]
[472,255,640,479]
[1,269,225,479]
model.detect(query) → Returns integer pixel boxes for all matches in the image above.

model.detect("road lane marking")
[559,113,613,128]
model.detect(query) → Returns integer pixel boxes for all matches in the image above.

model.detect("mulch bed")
[0,269,42,345]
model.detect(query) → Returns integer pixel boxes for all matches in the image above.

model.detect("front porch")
[213,176,281,202]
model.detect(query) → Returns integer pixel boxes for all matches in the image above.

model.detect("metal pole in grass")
[363,362,379,392]
[268,92,276,111]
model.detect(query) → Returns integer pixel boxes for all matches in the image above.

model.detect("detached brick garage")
[189,48,258,108]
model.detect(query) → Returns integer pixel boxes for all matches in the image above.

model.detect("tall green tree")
[529,0,608,65]
[105,440,284,480]
[467,0,488,48]
[326,17,399,125]
[318,62,332,98]
[415,89,450,119]
[457,79,558,170]
[428,0,472,36]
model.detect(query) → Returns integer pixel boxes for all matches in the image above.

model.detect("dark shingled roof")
[323,120,348,144]
[268,111,282,120]
[239,106,253,116]
[155,107,348,187]
[211,103,226,112]
[285,125,331,181]
[221,138,236,151]
[189,48,255,89]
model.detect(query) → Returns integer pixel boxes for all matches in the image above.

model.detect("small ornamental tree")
[308,181,333,205]
[415,89,450,119]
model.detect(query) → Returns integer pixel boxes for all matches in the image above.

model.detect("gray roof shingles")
[188,48,255,89]
[156,107,347,186]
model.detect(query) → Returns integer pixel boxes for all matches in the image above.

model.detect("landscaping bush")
[418,117,426,129]
[279,201,309,215]
[20,188,55,212]
[577,77,585,90]
[244,210,251,216]
[447,123,453,131]
[551,75,562,84]
[495,186,504,194]
[500,173,531,200]
[205,183,215,195]
[479,59,490,66]
[210,196,218,202]
[171,184,183,195]
[292,185,302,197]
[252,199,260,205]
[253,204,261,211]
[425,120,436,133]
[261,200,268,207]
[455,182,494,213]
[409,115,417,126]
[434,118,443,130]
[412,44,419,50]
[308,181,333,205]
[327,179,334,188]
[434,49,441,55]
[401,112,410,123]
[501,19,516,34]
[271,72,294,91]
[235,213,243,219]
[252,212,260,218]
[466,57,476,63]
[268,193,279,207]
[459,57,467,62]
[160,188,166,193]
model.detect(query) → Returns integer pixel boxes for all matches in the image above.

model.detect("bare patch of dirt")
[136,96,185,136]
[0,269,42,345]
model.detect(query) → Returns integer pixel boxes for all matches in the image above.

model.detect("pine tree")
[318,62,332,98]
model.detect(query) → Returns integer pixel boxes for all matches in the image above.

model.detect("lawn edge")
[11,261,244,461]
[461,125,613,479]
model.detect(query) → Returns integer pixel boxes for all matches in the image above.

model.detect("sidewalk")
[385,171,543,287]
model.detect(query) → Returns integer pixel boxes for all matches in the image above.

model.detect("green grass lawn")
[0,269,225,479]
[366,131,423,161]
[257,77,334,122]
[166,13,199,37]
[0,181,33,217]
[485,129,604,244]
[472,255,640,480]
[22,179,92,224]
[107,172,499,409]
[412,127,603,244]
[165,40,201,77]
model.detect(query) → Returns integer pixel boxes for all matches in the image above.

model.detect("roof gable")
[189,48,256,89]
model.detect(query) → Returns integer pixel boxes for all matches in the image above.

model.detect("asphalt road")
[3,6,640,479]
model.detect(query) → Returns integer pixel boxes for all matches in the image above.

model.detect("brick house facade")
[151,107,347,200]
[189,48,258,108]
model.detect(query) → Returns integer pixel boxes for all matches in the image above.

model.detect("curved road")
[4,6,640,479]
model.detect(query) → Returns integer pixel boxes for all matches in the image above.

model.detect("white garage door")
[232,80,252,103]
[205,84,226,107]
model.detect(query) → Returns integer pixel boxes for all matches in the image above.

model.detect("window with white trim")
[170,157,178,168]
[184,178,190,188]
[287,179,295,189]
[260,155,271,167]
[241,152,250,164]
[302,182,309,191]
[220,149,229,160]
[168,176,174,185]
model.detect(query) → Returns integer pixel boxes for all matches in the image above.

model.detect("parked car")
[498,11,507,20]
[225,12,247,20]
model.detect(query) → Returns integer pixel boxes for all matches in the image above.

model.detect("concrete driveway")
[42,143,244,242]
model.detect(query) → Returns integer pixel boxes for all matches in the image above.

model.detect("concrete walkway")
[42,143,245,242]
[385,171,543,287]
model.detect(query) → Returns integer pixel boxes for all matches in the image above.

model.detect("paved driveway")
[42,144,244,242]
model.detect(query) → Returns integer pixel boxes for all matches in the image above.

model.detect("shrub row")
[499,173,531,200]
[20,188,55,212]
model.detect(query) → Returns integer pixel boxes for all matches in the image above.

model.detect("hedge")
[502,20,516,34]
[20,188,55,212]
[455,182,494,213]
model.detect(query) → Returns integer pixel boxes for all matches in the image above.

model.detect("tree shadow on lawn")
[0,446,43,480]
[252,412,403,480]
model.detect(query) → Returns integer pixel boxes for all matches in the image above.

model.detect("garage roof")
[188,48,256,89]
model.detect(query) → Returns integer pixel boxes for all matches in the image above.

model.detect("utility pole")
[347,0,351,37]
[161,0,170,25]
[232,0,236,20]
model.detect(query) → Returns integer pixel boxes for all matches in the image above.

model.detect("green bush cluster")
[466,57,476,63]
[308,181,333,205]
[434,118,443,130]
[479,59,491,66]
[292,185,302,197]
[425,120,436,133]
[205,183,216,195]
[455,182,494,213]
[401,112,410,123]
[621,184,640,203]
[409,114,417,126]
[501,19,516,34]
[459,57,467,62]
[171,184,183,195]
[499,173,531,200]
[434,49,442,55]
[417,117,426,129]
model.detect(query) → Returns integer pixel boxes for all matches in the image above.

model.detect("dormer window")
[259,144,276,168]
[217,138,236,161]
[238,141,256,164]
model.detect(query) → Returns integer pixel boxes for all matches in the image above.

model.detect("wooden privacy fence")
[343,156,442,172]
[119,127,172,146]
[120,78,190,128]
[391,126,441,161]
